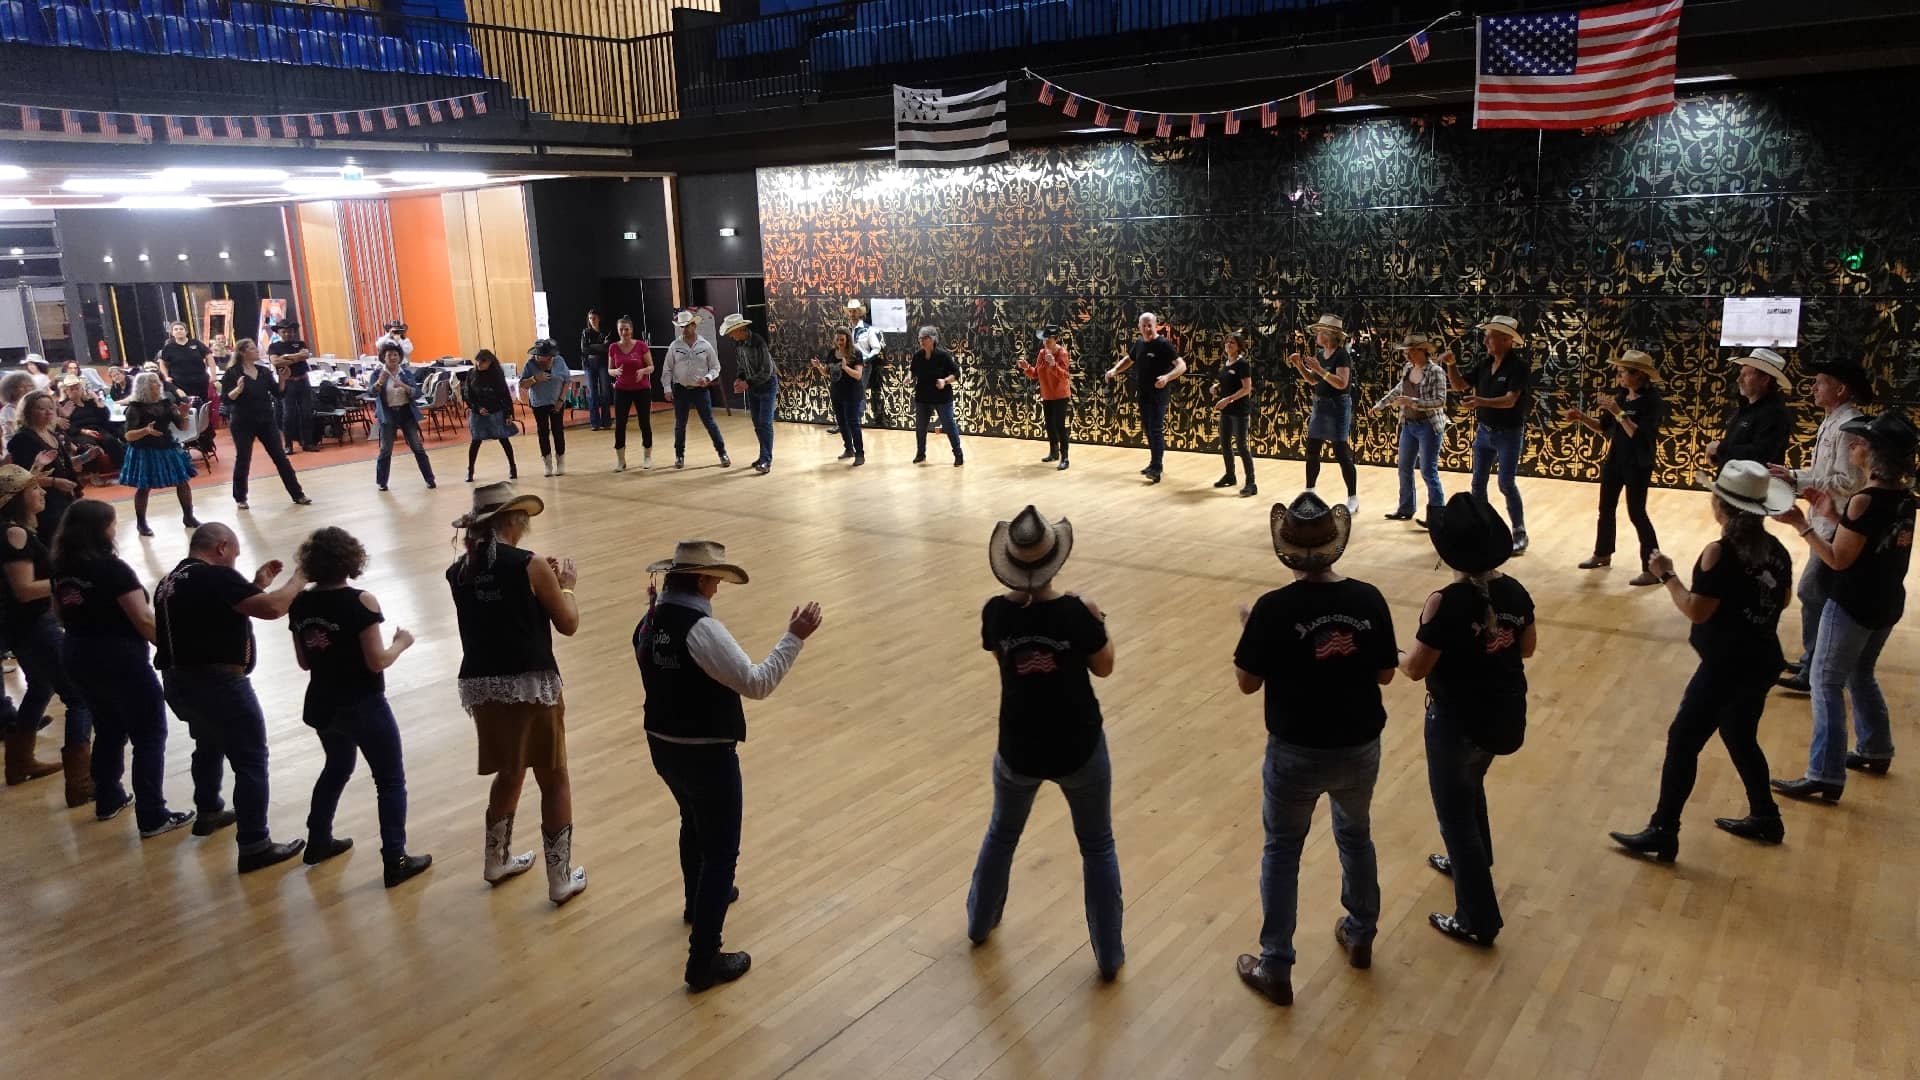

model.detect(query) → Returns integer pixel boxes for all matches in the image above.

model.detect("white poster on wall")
[533,291,550,340]
[1720,296,1801,348]
[868,298,908,334]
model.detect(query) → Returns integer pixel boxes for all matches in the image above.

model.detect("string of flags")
[1029,10,1459,137]
[2,92,490,143]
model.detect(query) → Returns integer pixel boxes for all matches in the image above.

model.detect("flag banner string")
[0,92,491,143]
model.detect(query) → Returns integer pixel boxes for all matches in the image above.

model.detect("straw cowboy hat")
[1394,333,1437,352]
[1695,460,1796,515]
[845,298,866,311]
[1429,492,1513,575]
[0,464,35,509]
[1611,349,1661,382]
[1309,314,1347,339]
[1804,361,1875,406]
[673,310,700,328]
[646,539,749,585]
[718,313,753,336]
[989,505,1073,592]
[452,480,544,529]
[1475,314,1526,346]
[1731,347,1788,383]
[58,375,82,388]
[1271,492,1350,571]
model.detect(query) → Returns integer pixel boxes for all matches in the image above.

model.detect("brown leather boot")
[4,729,61,785]
[62,743,93,808]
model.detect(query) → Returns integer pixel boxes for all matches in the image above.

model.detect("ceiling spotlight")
[263,248,276,258]
[158,167,290,183]
[1066,127,1118,134]
[218,250,230,259]
[1322,104,1387,113]
[177,252,189,261]
[1674,74,1735,85]
[718,227,737,237]
[137,253,149,261]
[387,170,487,186]
[6,248,19,255]
[102,255,113,263]
[65,176,190,194]
[115,196,213,209]
[0,166,26,180]
[859,144,895,152]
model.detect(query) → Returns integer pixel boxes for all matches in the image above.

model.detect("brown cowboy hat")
[1271,492,1350,571]
[452,480,544,529]
[646,539,749,584]
[989,505,1073,592]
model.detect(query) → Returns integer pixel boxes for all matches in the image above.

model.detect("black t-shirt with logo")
[220,362,280,422]
[1218,358,1252,417]
[981,594,1109,779]
[290,586,385,725]
[1233,579,1398,747]
[1130,336,1178,397]
[1829,488,1916,630]
[52,555,146,641]
[1600,386,1664,471]
[1688,536,1791,669]
[1464,352,1529,430]
[1312,346,1351,403]
[0,527,53,636]
[269,337,309,378]
[154,558,262,672]
[1417,576,1534,752]
[159,340,212,398]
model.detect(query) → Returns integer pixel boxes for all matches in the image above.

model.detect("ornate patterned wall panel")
[759,83,1919,487]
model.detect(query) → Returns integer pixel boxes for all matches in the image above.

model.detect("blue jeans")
[1141,388,1169,470]
[1793,560,1832,671]
[914,398,961,460]
[64,634,173,830]
[585,359,612,428]
[746,376,778,465]
[163,669,273,850]
[1258,736,1380,969]
[1470,424,1526,535]
[1806,602,1895,784]
[648,738,743,972]
[832,386,865,454]
[966,735,1124,977]
[1396,420,1445,516]
[1425,701,1502,940]
[14,610,92,749]
[307,694,410,855]
[671,386,726,458]
[376,412,434,488]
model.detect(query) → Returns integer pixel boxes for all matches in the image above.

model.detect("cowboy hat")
[58,375,82,388]
[528,338,559,357]
[989,505,1073,592]
[1394,332,1436,352]
[273,316,300,330]
[0,464,35,508]
[1036,324,1064,341]
[844,298,866,311]
[645,539,749,585]
[1309,314,1347,338]
[1695,460,1796,516]
[1271,492,1350,571]
[1611,348,1660,382]
[1429,492,1513,575]
[1803,361,1875,406]
[1839,410,1918,452]
[718,313,753,336]
[385,319,408,333]
[1475,315,1526,346]
[1732,347,1788,383]
[140,361,161,372]
[673,310,699,328]
[452,480,544,529]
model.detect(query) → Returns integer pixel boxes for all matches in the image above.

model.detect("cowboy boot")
[643,448,652,470]
[541,455,553,477]
[4,729,60,785]
[614,448,627,473]
[555,456,566,476]
[543,824,587,905]
[63,742,94,808]
[483,814,535,885]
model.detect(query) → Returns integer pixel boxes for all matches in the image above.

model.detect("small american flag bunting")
[358,111,375,133]
[1411,30,1432,61]
[1298,91,1316,118]
[470,93,488,115]
[1154,114,1172,138]
[1037,81,1055,106]
[382,108,399,130]
[226,117,246,140]
[136,115,154,142]
[1223,109,1241,135]
[1188,114,1206,138]
[1123,110,1142,134]
[1093,103,1111,128]
[193,116,212,138]
[165,116,185,140]
[1336,75,1355,103]
[1371,55,1392,84]
[18,107,38,133]
[62,110,82,135]
[426,101,444,123]
[1261,101,1278,128]
[1061,94,1080,119]
[448,97,464,119]
[405,105,422,126]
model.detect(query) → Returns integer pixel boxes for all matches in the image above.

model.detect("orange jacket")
[1020,344,1071,400]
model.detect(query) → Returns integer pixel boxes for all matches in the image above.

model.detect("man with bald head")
[155,523,308,873]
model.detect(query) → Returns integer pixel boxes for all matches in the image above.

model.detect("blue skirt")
[468,410,512,440]
[1307,394,1353,442]
[119,445,196,489]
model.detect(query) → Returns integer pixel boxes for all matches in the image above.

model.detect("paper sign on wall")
[533,291,550,340]
[868,298,908,334]
[1720,297,1801,348]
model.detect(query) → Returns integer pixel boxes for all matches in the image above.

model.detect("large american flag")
[1473,0,1682,130]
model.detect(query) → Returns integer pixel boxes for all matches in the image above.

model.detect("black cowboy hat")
[1840,410,1918,452]
[528,338,559,357]
[385,319,408,333]
[1429,493,1513,575]
[1036,324,1064,341]
[272,316,300,331]
[1803,361,1875,406]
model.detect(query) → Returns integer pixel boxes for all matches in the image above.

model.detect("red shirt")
[609,339,652,390]
[1021,344,1071,400]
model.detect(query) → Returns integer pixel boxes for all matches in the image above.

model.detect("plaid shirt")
[1371,360,1449,420]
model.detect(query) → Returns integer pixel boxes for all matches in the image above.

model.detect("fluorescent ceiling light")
[0,166,26,181]
[218,250,230,259]
[159,167,290,183]
[137,253,149,261]
[101,255,112,263]
[860,144,894,151]
[177,252,189,260]
[1674,74,1735,85]
[263,248,276,257]
[6,248,19,255]
[116,196,213,209]
[1323,104,1387,113]
[1066,126,1118,134]
[282,178,383,195]
[718,227,737,237]
[0,199,31,210]
[386,170,487,185]
[65,175,190,194]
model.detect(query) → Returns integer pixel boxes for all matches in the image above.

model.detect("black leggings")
[1304,437,1356,495]
[1596,459,1658,569]
[1041,397,1069,458]
[613,389,653,450]
[531,404,566,458]
[1652,663,1778,828]
[466,439,516,477]
[1219,412,1253,480]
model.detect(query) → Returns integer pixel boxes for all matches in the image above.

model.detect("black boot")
[384,852,434,888]
[1607,822,1678,863]
[683,885,742,924]
[1713,814,1785,844]
[1845,753,1892,774]
[1214,474,1236,488]
[1770,777,1842,802]
[238,838,307,874]
[686,951,752,992]
[304,836,354,865]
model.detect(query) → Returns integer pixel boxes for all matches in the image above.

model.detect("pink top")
[609,338,652,390]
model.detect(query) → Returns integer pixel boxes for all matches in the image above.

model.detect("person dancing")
[1564,349,1666,586]
[1707,349,1792,468]
[0,466,94,807]
[1020,325,1073,471]
[266,316,318,454]
[722,314,778,474]
[811,328,864,467]
[1442,315,1532,554]
[7,391,86,543]
[1371,333,1449,526]
[118,372,200,536]
[1608,461,1795,861]
[521,339,571,477]
[910,327,963,467]
[460,349,518,482]
[1103,312,1185,483]
[220,341,310,511]
[608,316,654,472]
[1770,361,1868,694]
[1287,315,1359,511]
[1209,331,1256,496]
[579,309,613,431]
[846,299,887,431]
[663,311,729,471]
[369,344,435,493]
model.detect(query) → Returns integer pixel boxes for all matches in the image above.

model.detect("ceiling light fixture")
[218,250,230,259]
[282,178,382,196]
[177,252,189,261]
[115,196,213,209]
[65,175,191,194]
[387,170,487,185]
[263,248,276,258]
[718,227,737,237]
[0,166,25,180]
[137,253,149,261]
[158,167,290,183]
[101,255,112,263]
[1674,74,1735,85]
[859,144,895,152]
[1066,127,1118,134]
[6,248,19,255]
[1323,104,1388,113]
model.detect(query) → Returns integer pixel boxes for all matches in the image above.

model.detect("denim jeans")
[1396,420,1445,516]
[648,737,744,972]
[671,386,726,458]
[584,359,612,428]
[1141,388,1169,470]
[914,398,962,460]
[64,634,172,830]
[1219,411,1252,480]
[163,669,273,850]
[1424,701,1502,940]
[1470,424,1526,535]
[1652,661,1777,827]
[612,389,653,450]
[832,386,865,454]
[966,735,1124,977]
[14,610,92,748]
[746,376,778,465]
[1806,601,1895,784]
[229,414,305,505]
[1793,560,1832,670]
[376,412,434,488]
[307,694,410,855]
[1258,736,1380,969]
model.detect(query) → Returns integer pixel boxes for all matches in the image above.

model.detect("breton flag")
[893,82,1009,168]
[1473,0,1683,129]
[1371,55,1392,84]
[1411,30,1432,61]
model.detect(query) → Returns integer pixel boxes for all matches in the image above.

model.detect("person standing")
[1770,361,1868,693]
[967,507,1122,981]
[847,299,887,430]
[520,339,571,477]
[1210,331,1256,496]
[722,314,778,475]
[663,311,729,471]
[447,483,586,904]
[1020,325,1074,470]
[1102,312,1186,483]
[1564,349,1666,586]
[220,340,311,511]
[910,327,963,467]
[0,466,94,808]
[811,328,864,467]
[118,372,200,535]
[1442,315,1532,554]
[156,321,213,410]
[1707,349,1792,468]
[375,320,415,361]
[460,349,518,482]
[1399,493,1536,948]
[154,523,309,873]
[637,539,823,990]
[608,316,654,472]
[579,309,614,432]
[1287,315,1360,512]
[289,526,432,888]
[6,391,85,544]
[1231,493,1395,1007]
[1608,461,1795,860]
[1371,333,1450,526]
[369,344,434,493]
[267,316,317,454]
[1770,411,1916,801]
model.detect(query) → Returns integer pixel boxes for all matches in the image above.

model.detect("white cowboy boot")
[642,449,652,470]
[483,814,535,885]
[544,824,587,905]
[541,455,553,477]
[614,448,627,473]
[555,455,566,476]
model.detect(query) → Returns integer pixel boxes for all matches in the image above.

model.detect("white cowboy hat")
[452,480,545,529]
[645,539,749,584]
[1611,348,1661,382]
[1476,314,1526,346]
[1393,332,1436,352]
[845,298,866,311]
[1732,347,1788,383]
[1310,314,1347,337]
[989,506,1073,592]
[673,310,699,328]
[1695,460,1795,515]
[718,313,753,336]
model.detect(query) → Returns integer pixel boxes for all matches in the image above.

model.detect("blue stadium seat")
[376,35,407,71]
[204,17,238,57]
[338,32,369,69]
[807,30,842,73]
[854,0,886,31]
[133,0,169,19]
[412,40,445,74]
[449,42,481,76]
[51,4,108,49]
[1068,0,1112,38]
[182,0,213,19]
[950,10,988,53]
[229,0,262,26]
[874,22,910,64]
[346,12,379,37]
[260,24,292,62]
[912,14,949,60]
[307,7,343,36]
[988,5,1022,50]
[1029,0,1068,43]
[158,14,203,55]
[297,28,336,65]
[107,10,158,53]
[716,23,746,59]
[0,1,39,43]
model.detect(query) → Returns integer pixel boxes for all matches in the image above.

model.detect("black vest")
[446,545,557,680]
[637,601,747,741]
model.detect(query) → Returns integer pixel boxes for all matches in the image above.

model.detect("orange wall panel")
[389,194,460,361]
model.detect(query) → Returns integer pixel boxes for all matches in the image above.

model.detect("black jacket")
[1715,390,1792,466]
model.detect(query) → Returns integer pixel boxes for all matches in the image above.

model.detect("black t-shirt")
[154,557,263,672]
[1130,336,1178,396]
[1218,358,1252,417]
[1688,537,1791,668]
[0,527,53,635]
[269,338,309,378]
[1465,352,1529,430]
[1829,488,1917,629]
[911,348,959,404]
[123,401,179,450]
[981,594,1108,778]
[220,362,280,421]
[1233,579,1398,747]
[159,340,212,397]
[52,555,145,641]
[1418,577,1533,751]
[1312,346,1351,402]
[290,587,385,723]
[1601,387,1664,470]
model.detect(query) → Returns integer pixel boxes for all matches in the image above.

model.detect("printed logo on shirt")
[1012,648,1060,675]
[52,578,88,610]
[1313,629,1358,660]
[1484,623,1517,654]
[646,628,681,670]
[299,621,336,654]
[1000,634,1071,676]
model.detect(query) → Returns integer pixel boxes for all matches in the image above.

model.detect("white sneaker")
[541,455,553,477]
[1346,495,1360,513]
[555,456,566,476]
[614,448,627,473]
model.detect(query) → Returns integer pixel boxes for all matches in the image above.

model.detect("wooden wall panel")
[441,191,481,359]
[463,0,721,122]
[440,186,534,360]
[292,201,353,358]
[389,194,460,362]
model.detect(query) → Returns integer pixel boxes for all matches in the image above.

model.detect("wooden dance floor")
[2,415,1914,1079]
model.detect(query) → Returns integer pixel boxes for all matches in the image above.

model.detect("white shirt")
[852,319,885,362]
[647,593,805,745]
[1792,403,1864,540]
[663,335,720,389]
